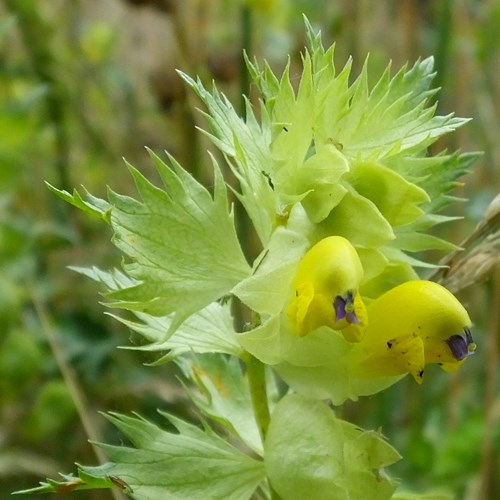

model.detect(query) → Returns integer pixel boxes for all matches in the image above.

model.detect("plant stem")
[244,351,281,500]
[245,352,271,442]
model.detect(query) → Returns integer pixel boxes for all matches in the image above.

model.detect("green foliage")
[3,4,497,500]
[51,150,251,331]
[264,394,401,500]
[18,397,266,498]
[13,17,483,499]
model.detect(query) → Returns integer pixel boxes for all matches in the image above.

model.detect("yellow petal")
[351,333,425,383]
[350,280,473,382]
[288,236,366,337]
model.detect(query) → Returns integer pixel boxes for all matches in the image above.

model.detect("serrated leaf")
[69,265,137,290]
[46,182,111,221]
[113,301,243,361]
[177,354,263,454]
[179,72,277,244]
[13,471,115,495]
[79,412,265,500]
[380,247,444,269]
[103,150,251,332]
[71,266,243,360]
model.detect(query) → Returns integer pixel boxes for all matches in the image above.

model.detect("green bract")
[265,394,401,500]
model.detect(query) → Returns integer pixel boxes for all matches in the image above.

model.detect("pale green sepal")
[275,356,405,406]
[342,425,402,469]
[78,412,265,500]
[356,248,389,284]
[176,354,263,454]
[265,394,400,500]
[232,204,312,315]
[109,301,243,361]
[104,152,251,331]
[296,143,349,222]
[46,182,111,222]
[347,161,429,226]
[316,189,395,248]
[237,315,284,365]
[239,318,352,369]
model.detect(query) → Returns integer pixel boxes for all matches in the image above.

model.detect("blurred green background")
[0,1,498,499]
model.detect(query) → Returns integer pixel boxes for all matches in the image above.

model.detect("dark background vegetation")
[0,1,498,499]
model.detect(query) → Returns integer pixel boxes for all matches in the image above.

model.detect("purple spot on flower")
[346,311,360,324]
[334,295,347,321]
[446,328,475,361]
[334,293,359,324]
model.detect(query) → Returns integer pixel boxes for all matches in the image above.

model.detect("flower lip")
[446,327,476,361]
[334,292,360,325]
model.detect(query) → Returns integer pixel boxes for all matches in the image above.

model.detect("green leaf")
[177,354,263,454]
[112,301,243,362]
[71,266,243,361]
[265,394,400,500]
[13,471,116,495]
[380,247,444,269]
[268,57,314,181]
[69,265,137,291]
[335,58,468,160]
[389,151,479,214]
[104,150,251,331]
[79,412,265,500]
[46,182,111,221]
[179,72,277,244]
[18,412,265,499]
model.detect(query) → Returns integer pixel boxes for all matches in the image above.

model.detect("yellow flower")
[349,280,476,383]
[287,236,367,340]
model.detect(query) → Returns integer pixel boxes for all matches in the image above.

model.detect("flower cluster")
[53,22,477,405]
